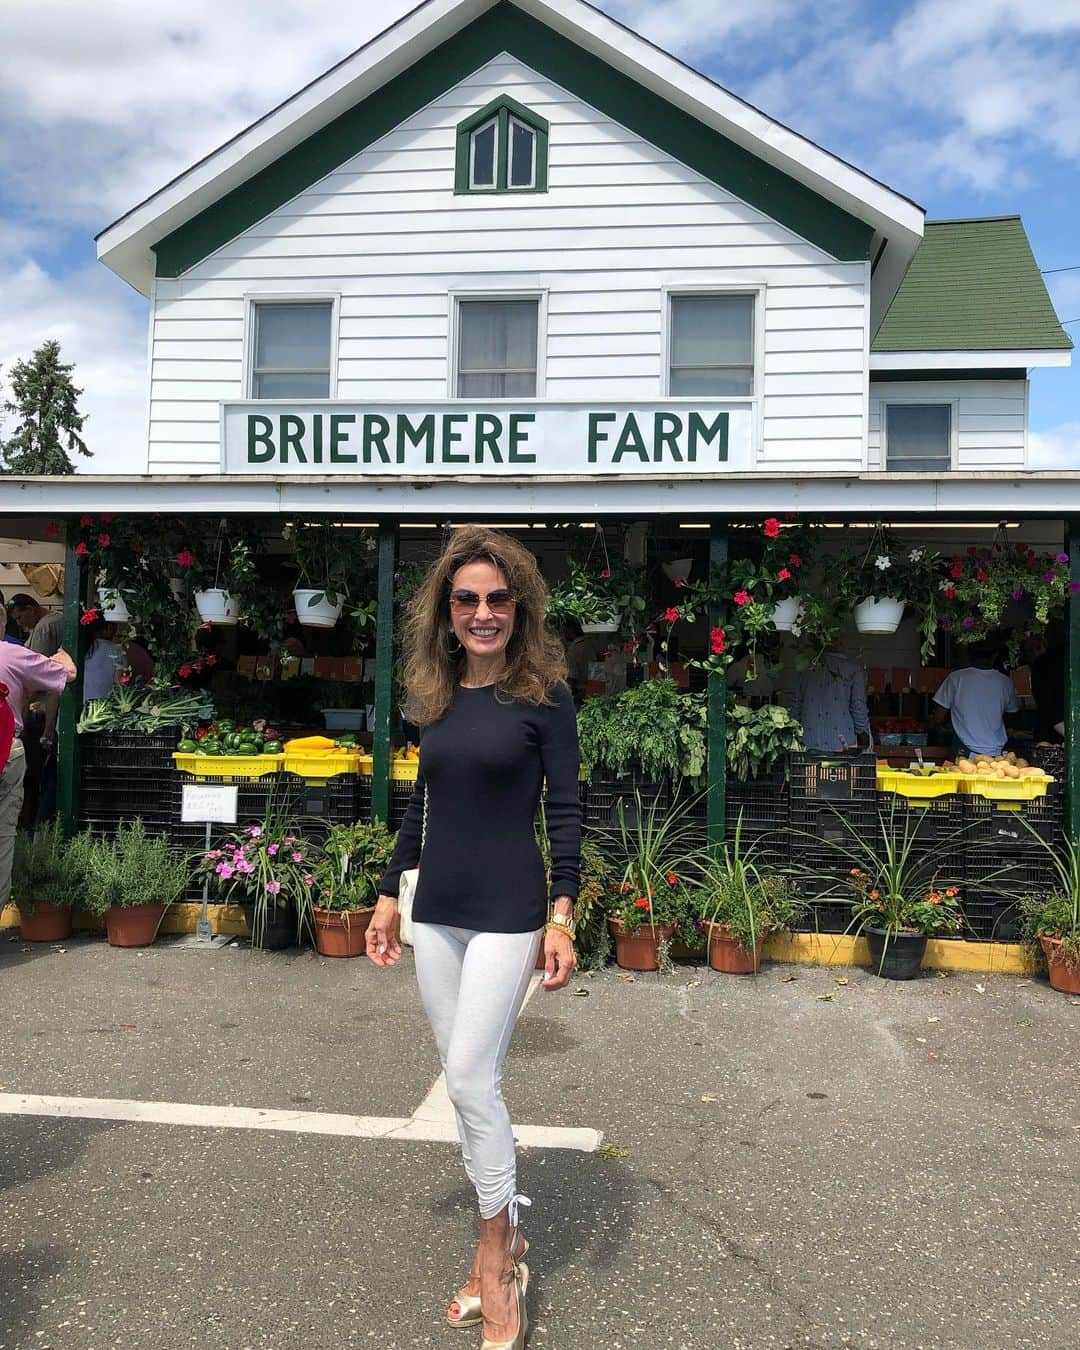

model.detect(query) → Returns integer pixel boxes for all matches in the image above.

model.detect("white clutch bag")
[396,784,426,947]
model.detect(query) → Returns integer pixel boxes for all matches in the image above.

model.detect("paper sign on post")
[181,785,239,824]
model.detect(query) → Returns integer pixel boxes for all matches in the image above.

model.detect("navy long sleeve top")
[378,681,581,933]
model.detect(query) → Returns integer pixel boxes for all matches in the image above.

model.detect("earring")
[447,630,463,654]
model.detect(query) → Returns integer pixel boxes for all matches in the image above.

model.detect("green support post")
[706,520,728,854]
[56,520,87,835]
[1067,519,1080,846]
[371,521,399,825]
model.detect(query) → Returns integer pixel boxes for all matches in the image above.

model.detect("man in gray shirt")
[790,643,871,753]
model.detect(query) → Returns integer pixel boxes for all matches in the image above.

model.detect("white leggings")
[412,922,542,1219]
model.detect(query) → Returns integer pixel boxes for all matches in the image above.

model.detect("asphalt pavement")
[1,932,1077,1349]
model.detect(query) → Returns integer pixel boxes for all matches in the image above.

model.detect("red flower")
[634,897,651,909]
[79,515,93,527]
[673,576,686,589]
[176,549,196,568]
[763,518,781,538]
[622,640,637,654]
[117,672,131,685]
[97,533,110,547]
[663,606,680,622]
[193,660,204,673]
[976,570,989,583]
[945,586,957,600]
[788,553,802,568]
[950,560,963,580]
[79,608,98,626]
[733,589,751,607]
[666,872,678,886]
[75,541,88,557]
[178,664,193,678]
[600,568,612,579]
[206,654,217,667]
[99,513,113,523]
[709,626,726,655]
[43,522,61,539]
[777,567,792,582]
[200,620,213,631]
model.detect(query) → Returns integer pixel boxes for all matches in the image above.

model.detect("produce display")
[177,718,283,757]
[949,752,1047,780]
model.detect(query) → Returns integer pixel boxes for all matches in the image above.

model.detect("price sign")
[181,784,239,824]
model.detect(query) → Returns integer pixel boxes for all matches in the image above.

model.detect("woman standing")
[371,526,581,1350]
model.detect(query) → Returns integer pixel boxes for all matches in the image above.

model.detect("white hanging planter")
[580,612,619,635]
[662,558,693,583]
[771,597,804,632]
[293,587,343,628]
[854,597,906,634]
[194,589,237,626]
[98,588,130,623]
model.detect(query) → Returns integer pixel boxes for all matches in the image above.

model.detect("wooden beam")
[370,522,398,825]
[706,520,728,852]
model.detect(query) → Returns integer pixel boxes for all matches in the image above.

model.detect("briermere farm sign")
[221,403,750,476]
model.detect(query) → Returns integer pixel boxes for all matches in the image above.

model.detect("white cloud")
[1029,422,1080,470]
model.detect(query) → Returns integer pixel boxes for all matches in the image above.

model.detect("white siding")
[868,379,1028,471]
[148,56,870,473]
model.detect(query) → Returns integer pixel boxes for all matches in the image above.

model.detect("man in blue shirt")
[791,642,871,752]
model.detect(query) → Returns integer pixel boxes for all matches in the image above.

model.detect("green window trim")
[153,2,873,277]
[454,94,549,194]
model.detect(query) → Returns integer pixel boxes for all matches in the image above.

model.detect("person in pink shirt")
[0,638,76,908]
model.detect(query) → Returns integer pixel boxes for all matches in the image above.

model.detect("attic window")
[456,96,548,194]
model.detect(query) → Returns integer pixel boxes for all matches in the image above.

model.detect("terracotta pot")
[607,917,675,971]
[105,903,165,948]
[313,906,373,958]
[1039,935,1080,996]
[17,900,72,943]
[707,923,768,974]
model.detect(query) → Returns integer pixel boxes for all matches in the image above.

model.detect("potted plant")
[84,819,188,947]
[843,530,942,657]
[311,820,395,957]
[547,558,646,636]
[940,539,1070,665]
[578,675,704,787]
[1020,834,1080,996]
[603,792,699,971]
[725,703,804,783]
[291,522,377,628]
[194,812,318,950]
[694,819,804,973]
[11,824,94,942]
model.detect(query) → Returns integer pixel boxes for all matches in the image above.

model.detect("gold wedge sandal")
[445,1239,529,1328]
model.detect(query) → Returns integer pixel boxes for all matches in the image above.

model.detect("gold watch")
[546,911,576,941]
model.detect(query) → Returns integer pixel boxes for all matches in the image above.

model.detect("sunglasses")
[448,588,517,614]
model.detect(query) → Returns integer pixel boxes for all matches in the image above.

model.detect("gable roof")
[872,216,1073,355]
[96,0,924,298]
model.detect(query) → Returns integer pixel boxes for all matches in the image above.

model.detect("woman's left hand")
[541,928,576,991]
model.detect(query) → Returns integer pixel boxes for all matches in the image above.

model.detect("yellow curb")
[1,904,1036,974]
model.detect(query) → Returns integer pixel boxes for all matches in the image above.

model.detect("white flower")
[908,549,924,562]
[938,578,952,591]
[874,555,892,571]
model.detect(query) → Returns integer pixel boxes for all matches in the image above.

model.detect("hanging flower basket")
[662,557,693,583]
[854,597,906,634]
[292,588,343,628]
[771,596,804,632]
[580,612,619,634]
[195,589,237,626]
[98,588,130,623]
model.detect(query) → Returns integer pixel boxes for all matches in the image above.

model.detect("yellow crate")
[355,755,419,782]
[876,768,963,801]
[956,774,1053,801]
[283,748,365,779]
[172,751,284,779]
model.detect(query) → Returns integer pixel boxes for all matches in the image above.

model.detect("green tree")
[1,339,91,474]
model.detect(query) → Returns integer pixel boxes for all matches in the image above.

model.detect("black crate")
[583,768,669,833]
[727,773,789,833]
[960,897,1025,943]
[1030,744,1065,778]
[80,765,175,820]
[789,795,878,847]
[388,778,421,830]
[781,846,857,901]
[878,792,967,851]
[795,898,854,935]
[80,729,180,769]
[962,786,1062,847]
[77,812,173,840]
[790,751,876,804]
[277,772,368,833]
[964,851,1054,897]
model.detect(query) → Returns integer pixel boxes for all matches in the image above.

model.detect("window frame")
[448,290,547,400]
[662,285,764,403]
[243,293,340,401]
[882,398,958,473]
[455,95,549,195]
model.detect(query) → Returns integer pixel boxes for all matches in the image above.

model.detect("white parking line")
[0,978,603,1153]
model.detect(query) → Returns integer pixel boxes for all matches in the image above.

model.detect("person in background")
[81,617,121,703]
[933,643,1019,757]
[8,594,63,656]
[1029,622,1065,743]
[122,633,156,685]
[790,640,870,752]
[0,639,76,909]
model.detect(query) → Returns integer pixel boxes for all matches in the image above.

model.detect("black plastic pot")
[865,926,926,980]
[240,901,296,951]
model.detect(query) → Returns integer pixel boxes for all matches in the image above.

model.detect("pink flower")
[245,825,262,838]
[266,880,282,895]
[79,514,93,527]
[237,860,255,874]
[777,568,791,582]
[206,654,217,667]
[216,863,235,879]
[205,850,223,860]
[117,672,131,685]
[733,589,751,607]
[97,533,111,547]
[75,541,88,557]
[673,577,686,588]
[176,549,196,567]
[600,568,611,579]
[622,640,636,654]
[100,513,113,523]
[303,874,314,886]
[178,664,193,678]
[291,852,304,862]
[788,553,802,568]
[267,844,279,856]
[763,518,780,538]
[663,606,679,622]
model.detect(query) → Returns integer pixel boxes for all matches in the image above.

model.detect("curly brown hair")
[403,525,567,724]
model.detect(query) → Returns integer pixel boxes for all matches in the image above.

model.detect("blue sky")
[0,0,1077,471]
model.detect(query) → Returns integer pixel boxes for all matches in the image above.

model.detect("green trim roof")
[872,216,1072,353]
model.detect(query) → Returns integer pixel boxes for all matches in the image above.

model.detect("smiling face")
[447,559,517,667]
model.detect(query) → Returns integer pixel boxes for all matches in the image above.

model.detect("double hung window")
[250,301,332,398]
[668,294,755,397]
[885,404,952,472]
[455,299,540,398]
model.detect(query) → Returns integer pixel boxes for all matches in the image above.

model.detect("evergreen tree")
[1,339,91,474]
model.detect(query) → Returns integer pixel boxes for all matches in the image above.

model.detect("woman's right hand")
[366,895,403,967]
